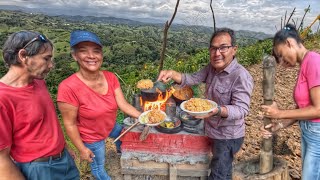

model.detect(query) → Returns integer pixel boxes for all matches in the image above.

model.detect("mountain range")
[0,4,272,41]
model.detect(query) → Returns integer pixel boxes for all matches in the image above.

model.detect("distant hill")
[57,15,146,26]
[0,5,272,41]
[57,14,272,40]
[0,9,273,67]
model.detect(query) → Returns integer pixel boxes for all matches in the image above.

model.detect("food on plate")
[148,110,166,124]
[173,85,193,100]
[184,98,213,112]
[140,110,166,124]
[136,79,154,89]
[139,115,148,124]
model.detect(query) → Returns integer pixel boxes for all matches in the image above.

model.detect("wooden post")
[260,55,276,174]
[169,164,178,180]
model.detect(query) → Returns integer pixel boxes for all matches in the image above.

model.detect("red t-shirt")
[294,51,320,122]
[0,80,65,162]
[57,71,120,143]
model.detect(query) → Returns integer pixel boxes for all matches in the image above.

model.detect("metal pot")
[155,117,183,134]
[179,111,202,126]
[140,81,167,102]
[172,85,193,105]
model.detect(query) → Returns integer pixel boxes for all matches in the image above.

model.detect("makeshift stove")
[131,86,204,135]
[120,91,212,179]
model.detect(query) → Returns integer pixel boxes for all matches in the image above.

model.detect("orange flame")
[141,87,175,111]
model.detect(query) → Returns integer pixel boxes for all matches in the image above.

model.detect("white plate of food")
[180,98,218,116]
[138,109,167,126]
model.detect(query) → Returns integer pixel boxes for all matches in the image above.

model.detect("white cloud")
[0,0,319,34]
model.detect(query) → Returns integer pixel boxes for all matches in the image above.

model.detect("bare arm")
[280,119,298,128]
[114,87,141,119]
[0,148,25,180]
[262,86,320,120]
[57,102,94,162]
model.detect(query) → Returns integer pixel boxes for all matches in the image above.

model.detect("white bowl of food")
[138,109,167,126]
[180,98,218,117]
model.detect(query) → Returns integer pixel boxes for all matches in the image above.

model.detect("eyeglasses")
[209,45,233,53]
[23,34,47,49]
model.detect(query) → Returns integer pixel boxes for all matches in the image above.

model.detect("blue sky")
[0,0,319,34]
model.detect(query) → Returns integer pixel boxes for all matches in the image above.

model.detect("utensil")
[172,85,193,105]
[113,121,139,143]
[140,81,167,101]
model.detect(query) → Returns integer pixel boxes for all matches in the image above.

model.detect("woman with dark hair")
[261,24,320,179]
[57,30,141,180]
[0,31,79,179]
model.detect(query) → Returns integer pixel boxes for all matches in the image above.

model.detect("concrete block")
[121,158,209,177]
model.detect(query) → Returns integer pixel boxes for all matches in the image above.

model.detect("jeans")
[209,137,244,180]
[84,123,123,180]
[109,123,123,152]
[15,148,79,180]
[300,121,320,180]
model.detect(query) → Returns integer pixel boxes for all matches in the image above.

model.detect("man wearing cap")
[0,31,80,179]
[57,30,141,180]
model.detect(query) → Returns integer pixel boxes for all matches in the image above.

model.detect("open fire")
[140,87,175,112]
[121,84,211,179]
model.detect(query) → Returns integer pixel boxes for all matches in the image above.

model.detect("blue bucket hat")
[70,30,102,47]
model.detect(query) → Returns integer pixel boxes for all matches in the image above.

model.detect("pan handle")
[113,121,140,143]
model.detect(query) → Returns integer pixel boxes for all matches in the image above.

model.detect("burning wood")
[141,86,175,112]
[139,86,175,141]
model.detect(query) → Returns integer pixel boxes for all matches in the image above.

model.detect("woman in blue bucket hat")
[57,30,141,180]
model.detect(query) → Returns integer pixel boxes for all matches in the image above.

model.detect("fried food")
[184,98,213,112]
[140,110,166,124]
[147,110,166,124]
[173,85,193,100]
[136,79,154,89]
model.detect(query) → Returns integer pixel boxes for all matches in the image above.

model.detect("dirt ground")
[235,64,301,179]
[80,63,302,180]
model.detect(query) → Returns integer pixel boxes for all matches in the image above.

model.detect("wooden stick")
[260,55,276,174]
[139,126,151,141]
[113,121,140,143]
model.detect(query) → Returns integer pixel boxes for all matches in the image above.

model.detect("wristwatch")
[214,106,221,117]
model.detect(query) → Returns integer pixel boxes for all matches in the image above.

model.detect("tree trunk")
[158,0,180,73]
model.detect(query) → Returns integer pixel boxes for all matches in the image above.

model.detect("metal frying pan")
[140,81,167,101]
